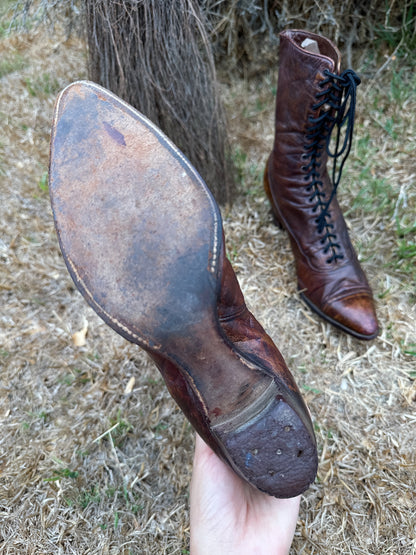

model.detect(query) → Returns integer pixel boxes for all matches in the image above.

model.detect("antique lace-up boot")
[264,30,379,340]
[49,81,318,498]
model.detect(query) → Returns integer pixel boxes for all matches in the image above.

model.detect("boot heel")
[263,163,286,230]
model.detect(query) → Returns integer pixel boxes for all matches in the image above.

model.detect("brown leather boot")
[49,81,317,498]
[264,29,379,340]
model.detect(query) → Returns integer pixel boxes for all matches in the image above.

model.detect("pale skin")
[190,434,301,555]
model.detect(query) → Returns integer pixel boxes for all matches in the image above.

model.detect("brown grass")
[0,17,415,555]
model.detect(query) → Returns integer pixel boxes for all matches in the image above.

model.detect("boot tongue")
[301,38,320,55]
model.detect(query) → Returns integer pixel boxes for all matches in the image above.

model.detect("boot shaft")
[273,30,341,175]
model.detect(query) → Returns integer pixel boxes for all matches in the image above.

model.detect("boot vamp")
[297,254,370,303]
[289,187,373,301]
[274,167,362,269]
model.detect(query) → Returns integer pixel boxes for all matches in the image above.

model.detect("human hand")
[190,434,300,555]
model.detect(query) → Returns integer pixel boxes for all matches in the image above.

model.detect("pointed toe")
[324,293,379,340]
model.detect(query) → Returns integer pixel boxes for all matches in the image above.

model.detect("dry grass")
[1,16,415,555]
[210,0,415,71]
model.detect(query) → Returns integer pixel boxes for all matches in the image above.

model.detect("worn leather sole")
[49,81,317,497]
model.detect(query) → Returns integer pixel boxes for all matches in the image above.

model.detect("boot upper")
[267,30,378,339]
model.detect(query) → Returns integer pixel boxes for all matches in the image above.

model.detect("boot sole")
[49,81,317,497]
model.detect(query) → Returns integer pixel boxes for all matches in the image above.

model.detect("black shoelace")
[302,68,361,263]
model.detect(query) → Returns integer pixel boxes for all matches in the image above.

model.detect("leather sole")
[49,81,317,497]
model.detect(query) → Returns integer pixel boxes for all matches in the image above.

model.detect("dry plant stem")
[85,0,235,205]
[203,0,414,72]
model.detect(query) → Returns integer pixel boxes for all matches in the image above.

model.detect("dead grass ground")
[0,20,415,555]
